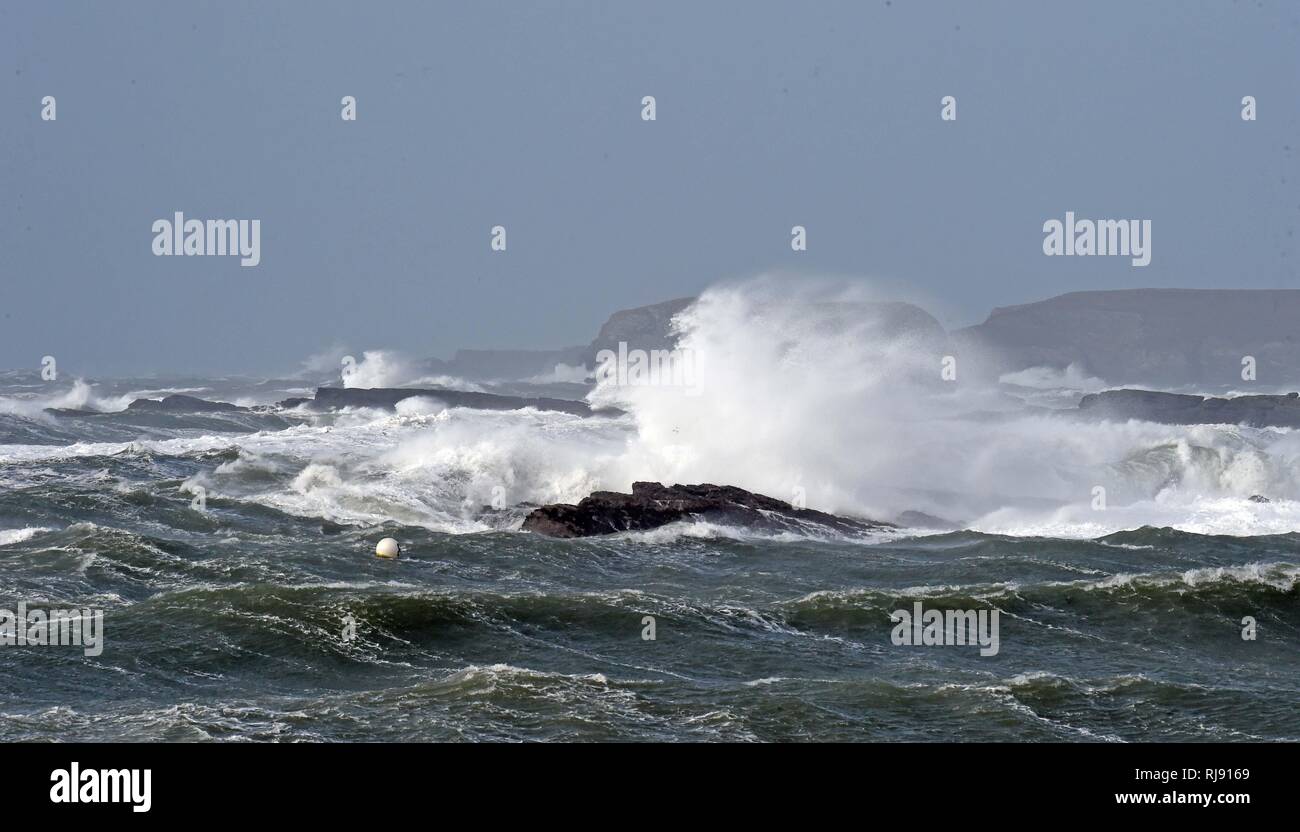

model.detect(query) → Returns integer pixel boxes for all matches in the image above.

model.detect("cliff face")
[583,297,696,365]
[955,289,1300,387]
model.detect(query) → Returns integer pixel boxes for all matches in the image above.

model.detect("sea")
[1,356,1296,743]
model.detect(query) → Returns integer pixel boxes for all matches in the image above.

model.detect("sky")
[1,0,1297,376]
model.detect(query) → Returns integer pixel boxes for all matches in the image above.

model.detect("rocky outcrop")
[48,394,254,417]
[521,481,892,538]
[1077,389,1300,428]
[126,395,247,413]
[956,289,1300,386]
[291,387,607,417]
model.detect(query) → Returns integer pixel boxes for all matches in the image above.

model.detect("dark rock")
[1077,389,1300,428]
[276,397,313,409]
[521,481,893,538]
[1249,495,1271,504]
[126,394,247,413]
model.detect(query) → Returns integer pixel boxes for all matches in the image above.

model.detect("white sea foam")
[577,277,1300,538]
[5,278,1300,539]
[0,380,223,417]
[0,380,113,417]
[341,350,408,389]
[0,527,52,546]
[999,363,1107,393]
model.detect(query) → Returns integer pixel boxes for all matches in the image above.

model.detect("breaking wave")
[2,278,1300,540]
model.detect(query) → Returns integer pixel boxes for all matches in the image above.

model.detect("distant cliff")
[955,289,1300,387]
[1077,389,1300,428]
[583,297,696,365]
[423,288,1300,390]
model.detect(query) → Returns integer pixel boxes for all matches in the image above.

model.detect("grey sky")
[2,0,1297,376]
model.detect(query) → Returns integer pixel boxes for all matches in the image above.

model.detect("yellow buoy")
[375,537,400,559]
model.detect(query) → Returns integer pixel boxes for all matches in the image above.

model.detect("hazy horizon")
[3,0,1297,376]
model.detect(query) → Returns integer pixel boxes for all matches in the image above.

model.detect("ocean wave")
[10,392,1300,541]
[0,526,52,546]
[607,518,899,545]
[785,560,1299,620]
[971,495,1300,539]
